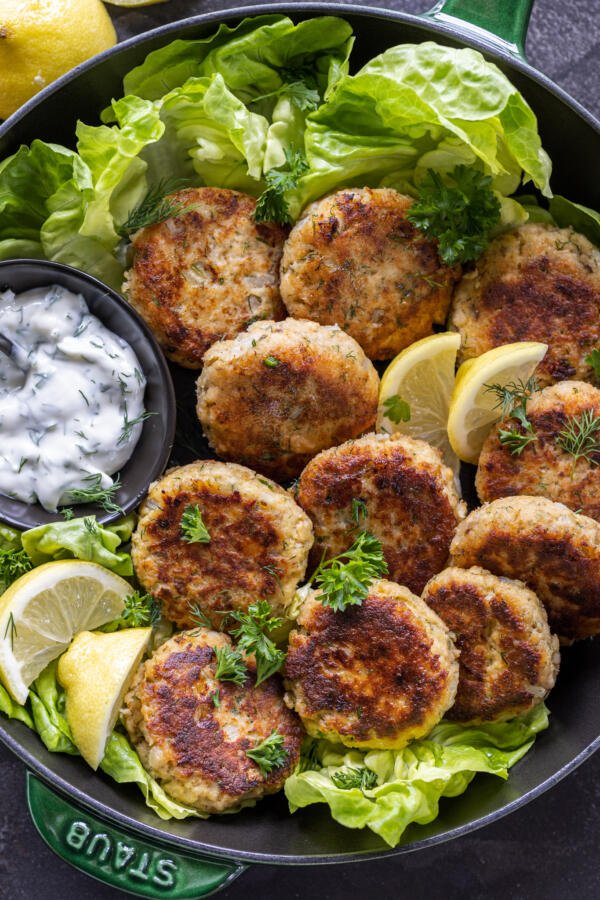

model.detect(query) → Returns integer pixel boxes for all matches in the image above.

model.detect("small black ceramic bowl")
[0,259,176,530]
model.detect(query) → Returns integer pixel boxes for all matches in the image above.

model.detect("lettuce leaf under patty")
[285,704,549,847]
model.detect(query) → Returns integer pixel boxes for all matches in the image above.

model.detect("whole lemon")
[0,0,117,121]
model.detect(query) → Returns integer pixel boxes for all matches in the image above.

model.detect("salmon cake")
[122,630,303,814]
[284,579,459,750]
[450,496,600,642]
[450,223,600,385]
[476,380,600,519]
[196,318,379,481]
[123,187,286,368]
[422,566,560,723]
[131,460,313,629]
[295,432,466,595]
[280,187,460,360]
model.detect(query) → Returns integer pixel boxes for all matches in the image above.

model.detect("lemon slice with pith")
[447,342,548,464]
[377,332,462,473]
[0,560,130,704]
[58,628,151,769]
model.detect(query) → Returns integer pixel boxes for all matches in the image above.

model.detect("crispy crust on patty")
[296,432,466,595]
[122,631,303,814]
[131,461,313,629]
[196,318,380,481]
[450,223,600,385]
[422,566,559,723]
[450,496,600,642]
[280,187,460,360]
[476,380,600,519]
[123,187,286,368]
[284,579,459,749]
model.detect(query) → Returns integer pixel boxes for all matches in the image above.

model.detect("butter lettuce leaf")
[288,42,551,220]
[21,515,134,577]
[549,195,600,247]
[285,704,549,848]
[0,682,33,728]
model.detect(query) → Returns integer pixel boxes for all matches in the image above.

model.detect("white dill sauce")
[0,285,147,512]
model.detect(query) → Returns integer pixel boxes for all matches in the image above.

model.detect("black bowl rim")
[0,258,176,529]
[0,0,598,867]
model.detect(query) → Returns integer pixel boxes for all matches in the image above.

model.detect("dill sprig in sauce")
[65,472,124,515]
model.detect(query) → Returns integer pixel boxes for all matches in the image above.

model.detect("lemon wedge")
[377,332,462,472]
[447,342,548,464]
[0,560,130,704]
[58,628,151,769]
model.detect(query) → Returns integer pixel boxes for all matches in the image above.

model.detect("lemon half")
[0,560,130,703]
[377,332,462,473]
[58,628,151,769]
[447,342,548,464]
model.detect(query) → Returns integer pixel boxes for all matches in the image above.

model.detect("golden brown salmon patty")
[122,187,286,368]
[476,381,600,519]
[122,630,303,814]
[284,579,459,750]
[450,223,600,385]
[450,496,600,642]
[280,187,460,360]
[131,461,313,629]
[295,432,466,595]
[196,318,380,481]
[422,566,559,723]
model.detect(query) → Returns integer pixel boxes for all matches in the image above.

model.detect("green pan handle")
[26,773,246,898]
[424,0,534,59]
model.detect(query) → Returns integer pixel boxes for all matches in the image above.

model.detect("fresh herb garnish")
[407,165,501,265]
[189,602,213,629]
[66,473,124,514]
[254,149,309,225]
[229,600,285,685]
[351,498,368,526]
[180,504,211,544]
[61,507,74,520]
[250,80,320,112]
[119,178,190,237]
[382,394,411,424]
[3,611,17,650]
[312,530,388,612]
[331,767,378,791]
[246,731,289,775]
[486,377,539,456]
[585,348,600,382]
[118,409,155,446]
[212,690,221,708]
[0,548,32,592]
[119,591,161,628]
[263,356,280,368]
[556,409,600,469]
[214,645,248,685]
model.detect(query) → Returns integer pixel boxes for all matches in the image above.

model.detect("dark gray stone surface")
[1,2,599,898]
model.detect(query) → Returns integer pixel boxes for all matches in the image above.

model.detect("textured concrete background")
[1,2,599,898]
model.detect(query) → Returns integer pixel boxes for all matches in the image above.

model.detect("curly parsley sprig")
[214,645,248,685]
[246,731,289,775]
[254,149,309,225]
[312,530,388,612]
[180,505,211,544]
[407,165,501,265]
[228,600,286,685]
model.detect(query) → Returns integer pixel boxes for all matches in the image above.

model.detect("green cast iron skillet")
[0,2,598,897]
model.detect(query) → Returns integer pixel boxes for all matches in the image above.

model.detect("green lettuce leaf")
[0,524,23,552]
[549,195,600,247]
[290,41,551,219]
[0,682,33,728]
[285,704,549,848]
[29,660,79,754]
[124,15,352,106]
[145,74,269,193]
[21,515,134,576]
